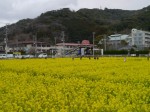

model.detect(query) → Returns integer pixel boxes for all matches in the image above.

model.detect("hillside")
[0,6,150,44]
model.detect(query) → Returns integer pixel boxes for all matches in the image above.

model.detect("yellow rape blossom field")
[0,57,150,112]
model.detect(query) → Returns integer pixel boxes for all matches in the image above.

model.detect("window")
[139,33,142,36]
[145,33,150,36]
[145,37,150,39]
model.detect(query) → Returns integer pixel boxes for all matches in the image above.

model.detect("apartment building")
[131,29,150,50]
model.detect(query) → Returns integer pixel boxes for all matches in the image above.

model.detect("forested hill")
[0,5,150,44]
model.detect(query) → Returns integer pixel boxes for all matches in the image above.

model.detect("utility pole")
[62,31,65,57]
[40,42,42,52]
[54,37,57,46]
[104,34,107,51]
[54,37,57,58]
[35,34,37,56]
[93,32,95,57]
[16,36,18,52]
[4,24,8,56]
[33,34,37,57]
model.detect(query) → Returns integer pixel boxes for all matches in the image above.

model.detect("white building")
[131,29,150,49]
[107,34,132,50]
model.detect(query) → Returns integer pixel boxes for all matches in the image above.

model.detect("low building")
[107,34,132,50]
[55,40,96,56]
[0,40,51,54]
[56,40,93,48]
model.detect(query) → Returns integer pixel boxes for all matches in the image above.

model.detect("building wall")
[144,32,150,47]
[132,29,150,49]
[107,34,131,50]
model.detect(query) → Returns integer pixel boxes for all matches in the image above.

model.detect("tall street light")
[93,32,95,57]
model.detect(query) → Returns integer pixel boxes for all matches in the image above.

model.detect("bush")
[104,50,128,55]
[104,50,149,55]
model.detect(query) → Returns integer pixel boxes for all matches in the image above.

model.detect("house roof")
[8,41,49,45]
[56,40,93,47]
[109,34,131,41]
[56,43,80,46]
[56,43,94,47]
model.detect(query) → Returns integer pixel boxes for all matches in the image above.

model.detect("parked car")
[22,55,34,58]
[15,54,23,59]
[38,53,48,58]
[0,54,7,59]
[6,54,14,58]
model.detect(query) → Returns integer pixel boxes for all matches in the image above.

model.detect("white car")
[38,53,48,58]
[15,54,23,59]
[0,54,7,59]
[6,54,14,58]
[23,55,34,58]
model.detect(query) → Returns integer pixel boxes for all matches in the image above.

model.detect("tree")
[121,40,128,46]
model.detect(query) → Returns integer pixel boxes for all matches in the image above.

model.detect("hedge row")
[103,50,149,55]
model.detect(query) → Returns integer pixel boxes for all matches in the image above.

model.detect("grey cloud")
[0,0,78,26]
[0,0,149,27]
[14,0,76,17]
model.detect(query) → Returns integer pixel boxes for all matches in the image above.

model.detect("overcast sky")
[0,0,150,27]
